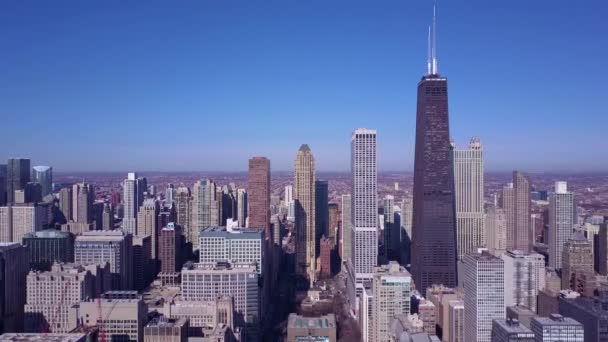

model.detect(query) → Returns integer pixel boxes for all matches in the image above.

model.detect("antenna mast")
[431,0,438,75]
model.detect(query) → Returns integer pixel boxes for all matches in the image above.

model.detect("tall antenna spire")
[431,0,438,75]
[427,25,432,75]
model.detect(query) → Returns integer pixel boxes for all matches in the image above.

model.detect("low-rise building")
[287,313,336,342]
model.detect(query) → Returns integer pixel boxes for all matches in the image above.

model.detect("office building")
[287,313,336,342]
[559,293,608,342]
[464,251,505,342]
[320,236,332,279]
[447,299,465,342]
[24,264,95,333]
[562,232,596,297]
[452,138,485,260]
[506,305,537,329]
[199,226,266,274]
[372,262,412,342]
[491,319,535,342]
[0,333,88,341]
[315,180,329,256]
[75,184,92,224]
[191,179,220,248]
[411,26,458,291]
[78,292,147,342]
[160,296,235,334]
[174,186,191,244]
[0,243,29,333]
[485,206,507,257]
[501,183,515,249]
[248,157,271,237]
[236,189,247,227]
[74,230,133,290]
[159,223,183,285]
[548,181,575,269]
[137,198,159,259]
[101,202,114,230]
[360,287,373,342]
[513,171,532,252]
[341,194,352,266]
[382,195,398,262]
[22,229,74,271]
[58,188,72,222]
[181,262,260,340]
[351,128,378,283]
[7,158,30,204]
[502,250,546,311]
[284,185,294,221]
[426,285,461,340]
[328,203,339,244]
[530,314,584,342]
[132,235,152,291]
[600,223,608,275]
[0,165,6,206]
[143,317,188,342]
[31,166,52,199]
[0,204,48,243]
[122,173,138,234]
[294,144,316,284]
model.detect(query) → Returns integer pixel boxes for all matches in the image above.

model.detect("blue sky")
[1,0,606,172]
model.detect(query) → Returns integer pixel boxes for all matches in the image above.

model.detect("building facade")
[294,144,316,284]
[548,181,575,269]
[248,157,271,237]
[502,250,545,312]
[371,262,412,342]
[22,229,74,271]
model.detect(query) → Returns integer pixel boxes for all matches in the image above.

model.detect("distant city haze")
[1,1,606,172]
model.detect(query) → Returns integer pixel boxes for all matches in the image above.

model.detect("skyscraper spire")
[427,25,432,75]
[431,0,438,75]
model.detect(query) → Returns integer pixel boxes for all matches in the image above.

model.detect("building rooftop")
[182,261,257,273]
[493,318,534,334]
[531,314,583,326]
[199,226,264,239]
[288,313,336,330]
[374,261,411,278]
[146,316,188,328]
[0,333,86,342]
[23,229,73,239]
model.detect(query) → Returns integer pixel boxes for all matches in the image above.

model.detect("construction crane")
[97,296,119,342]
[43,279,71,334]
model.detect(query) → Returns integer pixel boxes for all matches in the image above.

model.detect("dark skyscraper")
[0,164,7,206]
[7,158,30,204]
[248,157,271,235]
[315,180,329,256]
[411,7,458,293]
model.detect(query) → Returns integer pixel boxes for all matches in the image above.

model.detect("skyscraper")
[285,185,295,221]
[562,232,595,297]
[383,195,399,262]
[174,186,191,244]
[485,206,507,257]
[31,166,52,199]
[123,173,138,234]
[137,198,160,259]
[501,183,515,250]
[76,183,92,224]
[7,158,30,204]
[315,180,329,255]
[548,181,575,269]
[248,157,270,236]
[0,164,6,206]
[501,250,545,312]
[158,222,183,285]
[464,251,505,342]
[294,144,316,284]
[191,179,220,248]
[351,128,378,282]
[340,194,352,266]
[411,7,458,293]
[237,188,248,227]
[58,187,72,223]
[513,171,532,252]
[453,138,484,260]
[0,242,29,333]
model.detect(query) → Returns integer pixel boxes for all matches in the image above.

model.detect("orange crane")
[97,296,118,342]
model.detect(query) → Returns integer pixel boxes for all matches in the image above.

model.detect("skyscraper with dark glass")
[411,7,458,293]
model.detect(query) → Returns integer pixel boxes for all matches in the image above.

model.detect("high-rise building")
[74,230,133,290]
[0,204,48,243]
[328,203,339,245]
[31,166,52,199]
[165,184,175,205]
[159,223,183,285]
[24,263,95,333]
[78,292,148,342]
[144,316,189,342]
[464,251,505,342]
[530,314,584,342]
[191,179,220,248]
[448,299,465,342]
[562,232,595,297]
[351,128,378,283]
[137,198,159,259]
[122,172,138,234]
[132,235,152,291]
[22,229,74,271]
[285,185,294,221]
[0,164,6,206]
[502,250,546,312]
[491,319,535,342]
[501,183,515,249]
[485,206,507,257]
[248,157,270,236]
[340,194,352,266]
[294,144,316,284]
[548,181,575,269]
[513,171,532,252]
[58,187,72,222]
[315,180,329,255]
[175,186,191,244]
[411,13,458,292]
[599,223,608,275]
[101,202,114,230]
[199,226,266,273]
[7,158,30,204]
[287,314,337,342]
[453,138,485,260]
[559,294,606,342]
[76,183,92,224]
[0,242,29,333]
[181,262,260,340]
[371,262,412,342]
[383,195,400,262]
[236,189,248,227]
[320,236,332,279]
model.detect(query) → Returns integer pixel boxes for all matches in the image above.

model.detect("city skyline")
[1,1,607,172]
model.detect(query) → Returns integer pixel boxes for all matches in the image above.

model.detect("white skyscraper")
[464,251,505,342]
[351,128,378,282]
[285,185,295,221]
[31,166,53,198]
[453,137,485,260]
[371,262,412,342]
[122,172,137,235]
[548,181,575,269]
[237,188,248,227]
[485,206,507,257]
[341,194,353,267]
[501,250,545,312]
